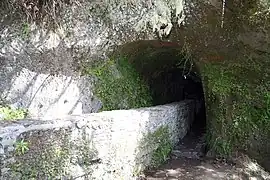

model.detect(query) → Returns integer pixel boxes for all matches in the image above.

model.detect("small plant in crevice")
[177,41,194,77]
[21,22,30,39]
[212,137,232,157]
[149,126,172,167]
[15,139,29,155]
[0,105,28,121]
[152,140,172,166]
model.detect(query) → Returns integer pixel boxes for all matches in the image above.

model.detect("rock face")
[0,0,186,118]
[0,67,101,119]
[0,101,195,179]
[1,0,269,173]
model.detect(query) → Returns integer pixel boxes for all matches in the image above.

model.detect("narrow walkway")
[143,157,240,180]
[142,119,270,180]
[142,154,270,180]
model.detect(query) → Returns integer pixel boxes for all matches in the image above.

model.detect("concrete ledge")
[0,101,194,179]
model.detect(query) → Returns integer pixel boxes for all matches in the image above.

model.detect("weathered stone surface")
[0,67,102,119]
[0,101,195,179]
[1,0,269,173]
[0,0,186,118]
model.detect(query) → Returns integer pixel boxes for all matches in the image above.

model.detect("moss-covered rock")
[165,0,270,169]
[5,128,98,180]
[82,56,153,111]
[134,125,173,175]
[202,58,270,160]
[200,51,270,166]
[1,101,193,180]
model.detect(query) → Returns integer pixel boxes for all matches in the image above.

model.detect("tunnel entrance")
[148,65,207,158]
[118,40,207,157]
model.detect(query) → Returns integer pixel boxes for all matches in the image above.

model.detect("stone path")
[141,122,270,180]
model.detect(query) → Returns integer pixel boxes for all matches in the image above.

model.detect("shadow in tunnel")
[114,40,208,163]
[148,65,207,156]
[117,40,207,143]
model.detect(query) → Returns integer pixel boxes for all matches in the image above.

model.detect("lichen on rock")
[135,0,185,38]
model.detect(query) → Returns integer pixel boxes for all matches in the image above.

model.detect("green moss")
[11,138,70,179]
[118,42,195,105]
[133,126,172,176]
[0,105,28,121]
[21,22,30,39]
[82,56,153,111]
[7,128,100,179]
[201,57,270,159]
[202,64,235,96]
[146,126,172,168]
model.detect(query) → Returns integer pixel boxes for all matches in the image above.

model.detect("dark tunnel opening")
[148,66,207,141]
[146,66,208,158]
[118,40,208,156]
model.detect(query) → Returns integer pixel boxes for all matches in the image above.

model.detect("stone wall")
[0,100,195,180]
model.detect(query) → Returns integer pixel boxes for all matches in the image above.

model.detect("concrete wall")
[0,101,194,180]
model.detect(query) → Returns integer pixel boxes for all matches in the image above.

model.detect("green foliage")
[0,105,28,121]
[203,64,235,96]
[152,127,172,166]
[247,92,270,139]
[202,58,270,158]
[12,146,70,179]
[148,126,172,167]
[15,139,29,155]
[9,129,100,179]
[212,137,232,156]
[83,56,153,111]
[134,126,172,176]
[10,130,73,179]
[21,23,30,39]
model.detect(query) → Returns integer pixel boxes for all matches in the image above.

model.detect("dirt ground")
[142,156,270,180]
[141,117,270,180]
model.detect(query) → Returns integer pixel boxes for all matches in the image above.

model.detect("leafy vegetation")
[10,130,72,179]
[82,56,153,111]
[201,55,270,158]
[21,23,30,39]
[150,126,172,167]
[0,105,28,121]
[15,139,29,155]
[135,125,172,174]
[173,0,270,165]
